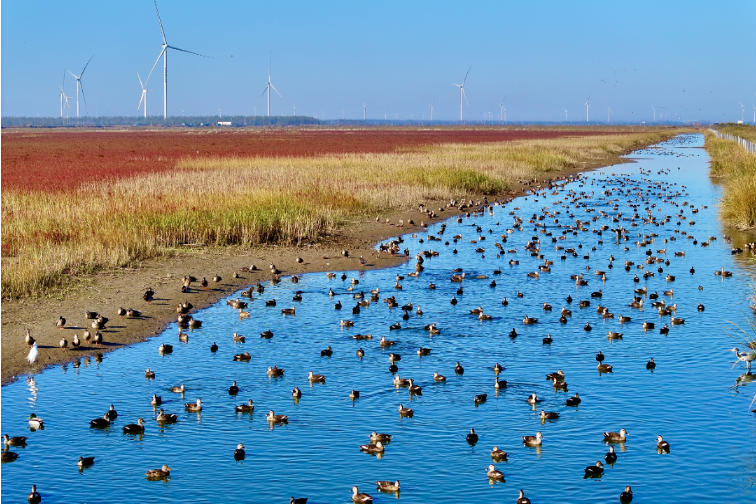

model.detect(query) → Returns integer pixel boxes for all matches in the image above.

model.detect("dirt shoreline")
[0,153,629,386]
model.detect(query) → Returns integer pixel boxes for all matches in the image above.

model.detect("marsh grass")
[2,130,677,299]
[705,131,756,230]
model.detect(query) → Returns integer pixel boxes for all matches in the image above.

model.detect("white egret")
[27,342,38,364]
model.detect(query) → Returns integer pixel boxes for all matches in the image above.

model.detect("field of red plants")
[2,127,629,193]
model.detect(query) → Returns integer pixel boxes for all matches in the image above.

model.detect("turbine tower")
[652,105,656,122]
[137,73,148,119]
[68,55,94,118]
[261,54,283,117]
[148,0,211,119]
[499,99,506,122]
[59,71,67,118]
[429,103,433,121]
[585,95,590,122]
[293,104,296,116]
[564,108,568,121]
[452,66,471,121]
[363,102,366,120]
[753,104,755,124]
[607,107,611,123]
[740,102,745,123]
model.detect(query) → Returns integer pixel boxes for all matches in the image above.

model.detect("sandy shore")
[1,155,627,386]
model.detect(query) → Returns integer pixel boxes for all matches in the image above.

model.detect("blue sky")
[2,0,755,122]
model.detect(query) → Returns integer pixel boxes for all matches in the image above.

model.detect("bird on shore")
[731,347,756,371]
[27,343,38,364]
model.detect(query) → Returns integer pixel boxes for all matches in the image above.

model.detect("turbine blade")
[270,82,283,100]
[462,66,471,85]
[154,0,167,44]
[68,70,78,79]
[80,55,94,77]
[261,85,268,98]
[138,91,145,110]
[463,88,470,108]
[79,81,88,113]
[146,48,166,84]
[168,45,213,59]
[138,72,144,88]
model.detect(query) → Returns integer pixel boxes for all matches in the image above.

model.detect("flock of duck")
[6,137,752,504]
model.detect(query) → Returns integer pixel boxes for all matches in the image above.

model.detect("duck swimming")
[605,445,617,464]
[486,464,505,481]
[122,418,145,434]
[375,480,400,492]
[267,410,289,423]
[656,435,671,452]
[490,446,508,460]
[584,461,604,477]
[620,486,633,503]
[146,465,172,480]
[359,441,385,454]
[566,393,581,406]
[156,409,178,423]
[603,428,628,442]
[351,486,373,503]
[522,431,543,446]
[184,399,203,412]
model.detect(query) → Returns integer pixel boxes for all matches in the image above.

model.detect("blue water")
[2,134,755,504]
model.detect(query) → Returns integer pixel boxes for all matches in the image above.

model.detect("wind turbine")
[740,102,745,123]
[148,0,211,120]
[753,104,755,124]
[429,103,434,121]
[607,107,612,123]
[68,55,94,118]
[218,108,222,118]
[453,66,471,121]
[585,95,590,122]
[59,71,67,118]
[137,73,148,119]
[363,102,366,120]
[261,54,283,117]
[564,108,568,121]
[652,105,656,122]
[499,98,506,122]
[293,104,296,116]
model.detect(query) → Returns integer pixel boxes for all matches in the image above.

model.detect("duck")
[552,377,568,390]
[28,485,42,504]
[151,394,162,406]
[153,407,177,422]
[93,331,103,345]
[408,380,423,395]
[493,363,503,374]
[607,331,623,340]
[105,404,118,420]
[57,316,66,329]
[281,307,296,315]
[620,486,633,503]
[321,346,333,356]
[597,362,613,373]
[89,414,111,428]
[584,322,592,331]
[342,320,356,328]
[233,443,246,460]
[546,369,565,381]
[375,480,400,492]
[122,418,145,434]
[467,428,479,444]
[479,312,493,321]
[566,393,581,406]
[389,322,401,331]
[670,317,685,325]
[233,333,246,343]
[3,434,27,446]
[380,336,396,347]
[233,352,252,361]
[618,314,631,323]
[490,446,508,460]
[523,315,538,325]
[145,465,172,480]
[267,366,285,377]
[158,343,173,354]
[433,372,447,382]
[228,381,239,395]
[417,347,432,356]
[184,398,203,412]
[370,431,392,443]
[260,330,274,339]
[539,410,560,420]
[603,428,628,442]
[292,387,302,399]
[584,461,604,477]
[495,377,507,389]
[210,342,218,352]
[359,441,385,454]
[350,390,360,400]
[646,358,656,370]
[59,336,68,350]
[455,362,465,375]
[266,410,289,423]
[486,464,505,481]
[398,404,414,417]
[527,393,539,405]
[604,445,617,464]
[642,321,655,331]
[522,431,543,446]
[657,435,671,452]
[170,384,185,393]
[351,486,373,503]
[517,489,532,504]
[308,371,326,383]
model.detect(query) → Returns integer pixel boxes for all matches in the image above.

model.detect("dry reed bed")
[2,130,676,299]
[705,130,756,230]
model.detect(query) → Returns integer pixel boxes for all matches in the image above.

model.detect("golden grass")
[705,131,756,230]
[2,129,679,299]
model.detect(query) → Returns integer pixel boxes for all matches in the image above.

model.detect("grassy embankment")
[2,129,678,299]
[705,124,756,230]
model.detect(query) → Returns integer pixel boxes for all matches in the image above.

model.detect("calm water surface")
[3,134,755,503]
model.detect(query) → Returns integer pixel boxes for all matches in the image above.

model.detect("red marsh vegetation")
[2,127,629,193]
